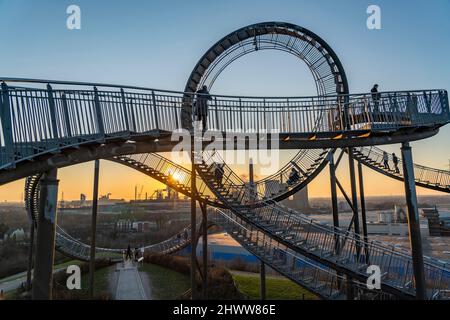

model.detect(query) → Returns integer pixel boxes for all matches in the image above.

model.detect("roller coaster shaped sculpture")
[1,22,450,299]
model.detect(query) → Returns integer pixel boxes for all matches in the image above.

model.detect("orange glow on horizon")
[0,155,445,203]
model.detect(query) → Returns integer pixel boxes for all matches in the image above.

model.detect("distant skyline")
[0,0,449,201]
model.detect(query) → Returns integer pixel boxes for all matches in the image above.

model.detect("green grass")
[138,263,190,300]
[231,272,318,300]
[2,263,113,300]
[62,265,114,299]
[3,290,20,300]
[0,259,82,285]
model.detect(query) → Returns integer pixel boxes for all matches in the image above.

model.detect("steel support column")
[32,168,59,300]
[190,137,197,300]
[347,148,361,258]
[329,153,342,252]
[401,142,426,299]
[201,203,208,300]
[357,161,370,263]
[329,152,346,291]
[89,159,100,299]
[346,276,355,300]
[26,222,35,291]
[260,261,266,300]
[328,153,339,230]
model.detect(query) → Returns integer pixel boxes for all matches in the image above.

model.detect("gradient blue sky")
[0,0,449,200]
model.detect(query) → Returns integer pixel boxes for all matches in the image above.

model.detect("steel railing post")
[46,84,59,141]
[439,90,449,115]
[93,87,105,137]
[120,88,130,132]
[0,82,14,167]
[151,90,159,131]
[61,93,72,138]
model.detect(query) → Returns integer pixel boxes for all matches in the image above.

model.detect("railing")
[197,150,450,298]
[209,207,344,299]
[354,146,450,191]
[210,207,398,300]
[114,153,216,201]
[54,223,198,261]
[113,149,329,206]
[1,78,449,169]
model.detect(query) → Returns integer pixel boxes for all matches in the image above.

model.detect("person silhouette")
[371,84,381,112]
[287,168,300,186]
[392,153,400,174]
[383,151,390,170]
[195,85,212,130]
[126,244,132,261]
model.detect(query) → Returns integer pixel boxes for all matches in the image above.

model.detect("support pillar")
[329,152,344,290]
[26,221,35,291]
[249,158,256,203]
[89,159,100,299]
[260,261,266,300]
[401,142,426,299]
[328,153,339,230]
[346,276,355,300]
[32,168,59,300]
[190,137,197,300]
[347,148,361,258]
[357,161,370,263]
[201,203,208,300]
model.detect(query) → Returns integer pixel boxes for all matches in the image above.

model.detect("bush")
[143,253,243,299]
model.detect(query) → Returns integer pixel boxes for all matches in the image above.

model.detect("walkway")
[114,260,147,300]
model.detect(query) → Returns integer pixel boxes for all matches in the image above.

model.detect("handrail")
[1,79,449,171]
[0,77,448,100]
[354,146,450,191]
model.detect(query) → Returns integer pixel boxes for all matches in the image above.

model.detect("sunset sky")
[0,0,449,201]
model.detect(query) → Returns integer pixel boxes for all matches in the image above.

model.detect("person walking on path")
[195,85,212,130]
[125,244,133,261]
[392,153,400,174]
[383,151,390,170]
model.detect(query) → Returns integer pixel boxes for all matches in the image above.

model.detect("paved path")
[115,261,147,300]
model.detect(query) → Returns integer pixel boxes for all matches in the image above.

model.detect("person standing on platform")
[195,85,212,130]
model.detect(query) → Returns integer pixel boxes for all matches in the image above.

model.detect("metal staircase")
[110,148,330,207]
[194,150,450,299]
[353,146,450,193]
